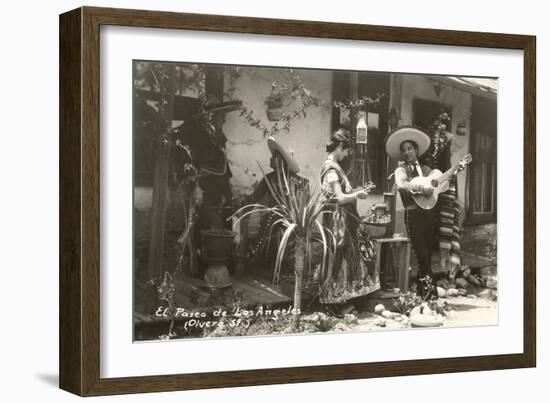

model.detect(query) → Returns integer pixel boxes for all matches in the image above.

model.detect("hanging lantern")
[456,120,468,136]
[356,113,368,144]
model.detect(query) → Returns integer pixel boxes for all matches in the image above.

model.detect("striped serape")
[438,176,462,271]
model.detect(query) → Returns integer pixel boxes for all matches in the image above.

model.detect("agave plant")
[232,161,337,329]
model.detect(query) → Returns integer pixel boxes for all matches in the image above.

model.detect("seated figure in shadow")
[235,136,309,277]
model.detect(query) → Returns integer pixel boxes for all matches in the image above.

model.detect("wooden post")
[147,64,176,281]
[349,72,359,186]
[181,184,198,276]
[398,242,411,292]
[387,74,403,189]
[374,241,383,287]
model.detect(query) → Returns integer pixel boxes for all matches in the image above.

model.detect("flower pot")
[364,223,388,238]
[203,263,233,288]
[200,230,236,289]
[200,230,236,263]
[266,107,283,121]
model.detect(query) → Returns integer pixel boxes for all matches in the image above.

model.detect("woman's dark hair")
[326,128,353,153]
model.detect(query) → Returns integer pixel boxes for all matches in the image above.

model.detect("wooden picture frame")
[59,6,536,396]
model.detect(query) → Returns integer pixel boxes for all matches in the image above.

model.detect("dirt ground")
[350,293,498,332]
[200,282,498,338]
[153,268,499,340]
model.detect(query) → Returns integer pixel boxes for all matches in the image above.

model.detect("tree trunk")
[147,64,176,281]
[292,236,306,331]
[185,184,198,275]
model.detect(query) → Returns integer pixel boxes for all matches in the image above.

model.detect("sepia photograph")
[132,61,498,341]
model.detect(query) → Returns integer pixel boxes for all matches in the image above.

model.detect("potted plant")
[232,167,336,330]
[428,112,453,160]
[264,85,285,121]
[200,228,236,289]
[363,206,392,238]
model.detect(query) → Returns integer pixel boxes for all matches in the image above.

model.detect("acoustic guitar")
[410,154,472,210]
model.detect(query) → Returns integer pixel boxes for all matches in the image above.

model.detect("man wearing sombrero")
[386,127,437,299]
[235,136,309,276]
[252,136,304,205]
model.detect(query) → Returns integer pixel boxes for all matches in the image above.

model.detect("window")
[468,95,497,223]
[412,98,452,138]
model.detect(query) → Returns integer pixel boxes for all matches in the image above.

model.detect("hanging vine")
[427,112,453,160]
[225,67,328,137]
[332,93,386,112]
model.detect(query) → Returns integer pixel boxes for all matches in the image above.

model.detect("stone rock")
[381,310,399,319]
[464,272,481,286]
[395,315,409,325]
[437,287,447,298]
[480,266,497,276]
[421,303,432,316]
[479,288,498,301]
[344,313,358,325]
[356,317,373,326]
[374,317,386,327]
[374,304,386,314]
[455,278,469,289]
[332,322,352,332]
[446,309,457,319]
[339,304,356,315]
[409,314,443,328]
[411,303,434,316]
[436,279,451,290]
[410,306,421,317]
[486,276,498,290]
[446,288,459,297]
[303,312,323,322]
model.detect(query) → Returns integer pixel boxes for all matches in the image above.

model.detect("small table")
[372,237,411,292]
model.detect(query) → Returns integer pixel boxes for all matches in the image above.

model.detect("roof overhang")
[428,76,498,100]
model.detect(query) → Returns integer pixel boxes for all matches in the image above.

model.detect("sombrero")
[204,94,242,114]
[267,136,300,174]
[385,126,431,160]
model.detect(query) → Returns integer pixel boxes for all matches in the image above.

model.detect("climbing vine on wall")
[225,67,328,137]
[332,94,386,112]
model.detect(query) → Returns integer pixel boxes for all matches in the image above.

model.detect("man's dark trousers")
[405,207,435,278]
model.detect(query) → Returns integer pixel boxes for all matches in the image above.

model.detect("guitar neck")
[438,162,463,183]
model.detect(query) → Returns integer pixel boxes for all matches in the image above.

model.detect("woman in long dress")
[319,129,379,304]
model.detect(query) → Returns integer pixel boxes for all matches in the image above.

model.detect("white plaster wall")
[224,67,333,199]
